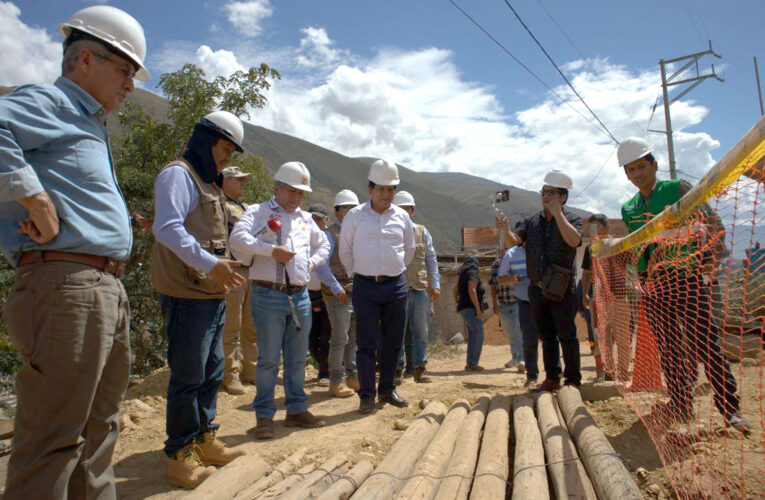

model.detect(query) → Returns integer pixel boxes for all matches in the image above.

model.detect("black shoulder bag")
[540,218,572,302]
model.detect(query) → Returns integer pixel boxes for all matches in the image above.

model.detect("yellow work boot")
[345,377,360,392]
[167,444,216,489]
[329,382,354,398]
[196,429,247,466]
[223,377,246,395]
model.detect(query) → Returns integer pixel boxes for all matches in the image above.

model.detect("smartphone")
[494,189,510,203]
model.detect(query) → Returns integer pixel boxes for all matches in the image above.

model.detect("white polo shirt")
[229,197,330,286]
[339,200,415,277]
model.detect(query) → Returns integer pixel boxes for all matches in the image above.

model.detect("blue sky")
[3,0,764,218]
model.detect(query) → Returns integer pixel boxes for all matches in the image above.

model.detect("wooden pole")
[350,400,448,500]
[557,386,642,500]
[234,448,307,500]
[255,464,315,499]
[396,399,471,500]
[278,454,348,500]
[185,454,271,500]
[315,460,375,500]
[469,395,511,500]
[433,394,491,500]
[511,395,548,500]
[537,392,597,500]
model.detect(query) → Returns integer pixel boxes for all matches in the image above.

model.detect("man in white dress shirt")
[339,159,415,414]
[229,162,330,439]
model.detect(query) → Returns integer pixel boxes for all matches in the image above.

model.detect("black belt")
[355,273,402,283]
[19,250,125,278]
[253,280,306,294]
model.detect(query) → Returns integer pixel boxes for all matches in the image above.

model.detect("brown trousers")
[2,262,130,500]
[222,272,257,383]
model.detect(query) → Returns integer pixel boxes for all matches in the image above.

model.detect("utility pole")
[651,41,722,179]
[755,56,764,116]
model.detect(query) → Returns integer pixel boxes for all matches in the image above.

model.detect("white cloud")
[224,0,273,38]
[195,45,245,79]
[0,2,61,86]
[296,27,347,69]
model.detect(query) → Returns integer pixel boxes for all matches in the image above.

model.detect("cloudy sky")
[3,0,764,218]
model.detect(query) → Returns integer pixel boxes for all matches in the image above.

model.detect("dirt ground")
[0,329,761,499]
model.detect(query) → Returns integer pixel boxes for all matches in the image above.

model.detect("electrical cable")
[446,0,616,143]
[535,0,643,136]
[570,145,617,201]
[502,0,619,144]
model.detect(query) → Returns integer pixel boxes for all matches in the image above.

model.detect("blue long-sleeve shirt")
[315,226,343,294]
[423,226,441,290]
[0,77,132,265]
[152,165,219,273]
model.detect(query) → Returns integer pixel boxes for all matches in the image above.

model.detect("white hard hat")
[200,111,245,152]
[333,189,359,207]
[275,161,312,192]
[543,169,573,190]
[59,5,149,81]
[393,190,415,207]
[617,137,653,166]
[368,159,400,186]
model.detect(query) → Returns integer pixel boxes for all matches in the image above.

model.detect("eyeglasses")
[539,188,561,196]
[91,51,136,81]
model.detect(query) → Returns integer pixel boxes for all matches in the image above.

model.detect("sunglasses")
[539,188,561,196]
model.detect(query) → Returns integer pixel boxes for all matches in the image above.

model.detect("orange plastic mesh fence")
[591,164,765,498]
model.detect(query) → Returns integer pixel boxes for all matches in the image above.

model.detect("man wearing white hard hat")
[618,137,750,433]
[151,110,249,488]
[506,169,582,393]
[314,190,361,398]
[392,190,440,384]
[230,162,330,439]
[219,166,258,395]
[0,5,148,498]
[339,159,415,414]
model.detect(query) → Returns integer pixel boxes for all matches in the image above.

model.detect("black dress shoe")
[359,398,375,414]
[378,390,409,408]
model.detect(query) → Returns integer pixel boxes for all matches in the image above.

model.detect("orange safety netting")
[591,163,765,498]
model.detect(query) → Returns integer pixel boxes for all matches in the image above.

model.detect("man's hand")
[133,212,154,232]
[544,197,563,218]
[429,287,440,302]
[272,246,296,264]
[208,259,246,290]
[334,288,348,305]
[430,303,435,318]
[17,191,59,244]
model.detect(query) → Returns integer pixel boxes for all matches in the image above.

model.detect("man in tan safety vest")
[392,191,440,384]
[152,111,249,488]
[219,166,258,395]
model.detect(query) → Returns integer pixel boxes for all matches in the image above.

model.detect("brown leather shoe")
[464,365,485,372]
[285,411,326,428]
[196,429,247,465]
[167,444,216,489]
[222,377,246,395]
[255,417,274,440]
[531,378,561,393]
[413,366,432,383]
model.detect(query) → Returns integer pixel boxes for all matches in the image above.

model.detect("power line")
[680,0,707,47]
[445,0,616,143]
[535,0,644,135]
[501,0,619,144]
[571,145,617,201]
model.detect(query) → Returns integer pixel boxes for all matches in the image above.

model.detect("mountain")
[1,85,590,252]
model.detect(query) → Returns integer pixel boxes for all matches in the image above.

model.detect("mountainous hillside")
[1,85,590,252]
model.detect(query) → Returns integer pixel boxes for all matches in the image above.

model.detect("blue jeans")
[518,300,540,380]
[460,308,484,367]
[499,302,524,362]
[353,274,408,400]
[325,295,357,385]
[398,288,430,369]
[158,294,225,457]
[250,285,312,419]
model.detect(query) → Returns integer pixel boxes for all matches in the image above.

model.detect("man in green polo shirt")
[618,137,750,433]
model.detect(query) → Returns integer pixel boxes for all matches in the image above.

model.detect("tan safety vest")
[406,224,429,291]
[321,222,351,297]
[151,159,230,299]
